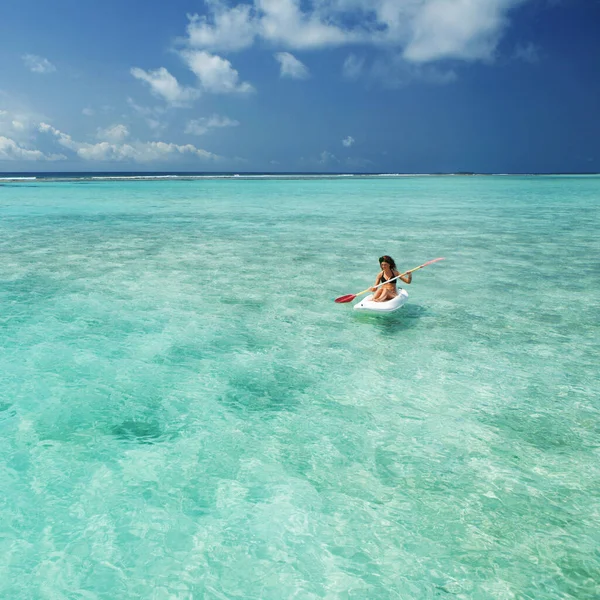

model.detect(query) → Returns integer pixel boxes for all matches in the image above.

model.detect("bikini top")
[380,270,397,285]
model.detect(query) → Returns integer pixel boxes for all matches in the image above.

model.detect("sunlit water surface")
[1,175,599,599]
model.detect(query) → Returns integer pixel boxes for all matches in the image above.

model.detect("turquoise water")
[1,175,599,599]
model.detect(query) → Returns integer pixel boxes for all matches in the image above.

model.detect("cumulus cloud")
[181,0,528,64]
[403,0,525,63]
[0,136,65,161]
[97,124,130,143]
[258,0,354,49]
[131,67,200,106]
[185,0,352,51]
[39,122,221,163]
[186,1,257,51]
[39,122,86,151]
[135,0,528,104]
[185,114,240,135]
[182,51,254,93]
[274,52,309,79]
[0,109,43,140]
[342,135,355,147]
[22,54,56,74]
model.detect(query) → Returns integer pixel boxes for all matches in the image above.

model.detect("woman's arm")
[398,270,412,284]
[371,272,383,291]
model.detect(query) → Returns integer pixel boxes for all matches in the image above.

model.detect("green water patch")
[111,419,167,445]
[220,363,312,414]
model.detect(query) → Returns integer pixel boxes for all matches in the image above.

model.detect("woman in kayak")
[371,255,412,302]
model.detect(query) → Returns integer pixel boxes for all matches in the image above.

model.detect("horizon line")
[1,170,599,176]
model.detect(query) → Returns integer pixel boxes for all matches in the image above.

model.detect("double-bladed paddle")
[334,257,445,304]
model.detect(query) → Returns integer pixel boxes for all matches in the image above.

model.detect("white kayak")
[354,288,409,313]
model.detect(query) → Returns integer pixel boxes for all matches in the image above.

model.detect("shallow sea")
[1,175,599,599]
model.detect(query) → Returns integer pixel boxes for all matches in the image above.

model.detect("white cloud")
[185,114,240,135]
[129,0,530,110]
[186,1,257,51]
[131,67,200,106]
[185,0,353,51]
[97,124,130,143]
[342,54,364,80]
[274,52,309,79]
[22,54,56,74]
[258,0,354,49]
[0,109,42,140]
[39,122,221,163]
[403,0,525,63]
[82,108,95,116]
[0,135,65,161]
[77,141,217,162]
[182,51,254,93]
[181,0,528,64]
[342,135,355,147]
[39,122,82,151]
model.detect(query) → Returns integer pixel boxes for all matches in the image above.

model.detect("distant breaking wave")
[1,172,591,184]
[0,173,437,183]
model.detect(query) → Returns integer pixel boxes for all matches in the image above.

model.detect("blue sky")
[1,0,598,173]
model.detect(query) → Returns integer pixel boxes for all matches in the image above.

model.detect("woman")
[371,255,412,302]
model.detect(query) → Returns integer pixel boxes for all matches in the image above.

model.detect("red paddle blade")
[335,294,356,304]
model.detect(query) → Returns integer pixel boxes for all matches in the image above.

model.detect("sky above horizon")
[1,0,599,173]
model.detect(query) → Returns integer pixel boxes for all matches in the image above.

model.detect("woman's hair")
[379,255,397,270]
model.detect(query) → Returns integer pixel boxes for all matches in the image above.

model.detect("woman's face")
[380,260,389,268]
